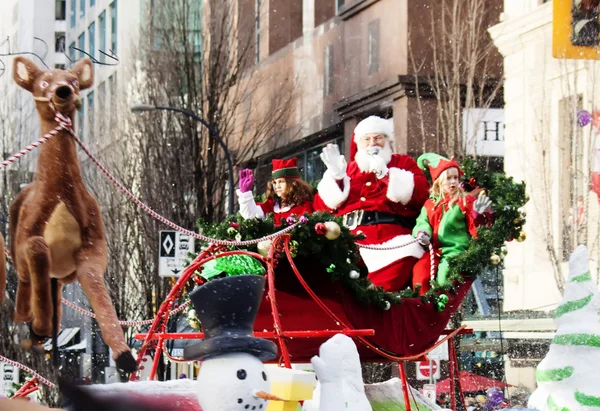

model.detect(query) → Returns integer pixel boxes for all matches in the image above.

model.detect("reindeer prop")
[10,57,136,373]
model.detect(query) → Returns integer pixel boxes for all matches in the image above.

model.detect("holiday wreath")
[193,157,527,311]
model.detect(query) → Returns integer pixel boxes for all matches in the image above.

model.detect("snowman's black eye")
[237,369,247,380]
[262,371,267,381]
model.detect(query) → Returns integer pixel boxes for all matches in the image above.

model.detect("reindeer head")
[13,57,94,121]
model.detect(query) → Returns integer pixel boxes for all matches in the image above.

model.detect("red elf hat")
[272,158,301,179]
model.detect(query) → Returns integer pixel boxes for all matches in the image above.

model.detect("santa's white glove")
[473,192,492,215]
[320,144,347,180]
[368,155,389,179]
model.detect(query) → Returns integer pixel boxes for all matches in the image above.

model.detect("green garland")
[195,157,527,310]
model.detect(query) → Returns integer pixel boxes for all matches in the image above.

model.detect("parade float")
[1,59,527,411]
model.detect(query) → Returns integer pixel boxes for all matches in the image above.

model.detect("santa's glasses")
[359,134,386,143]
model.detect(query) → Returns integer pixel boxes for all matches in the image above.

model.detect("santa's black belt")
[342,210,416,230]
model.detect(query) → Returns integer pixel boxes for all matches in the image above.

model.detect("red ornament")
[229,222,240,229]
[193,275,203,285]
[315,223,327,235]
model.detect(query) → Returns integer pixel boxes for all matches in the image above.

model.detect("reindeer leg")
[25,237,53,337]
[76,246,136,373]
[13,279,33,323]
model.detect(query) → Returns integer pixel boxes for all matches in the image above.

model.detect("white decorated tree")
[529,245,600,410]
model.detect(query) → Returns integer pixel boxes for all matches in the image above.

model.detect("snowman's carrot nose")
[252,390,288,401]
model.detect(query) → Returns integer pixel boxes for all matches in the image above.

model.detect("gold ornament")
[517,231,526,242]
[257,239,273,257]
[524,194,530,203]
[324,221,341,240]
[513,217,521,225]
[490,254,501,265]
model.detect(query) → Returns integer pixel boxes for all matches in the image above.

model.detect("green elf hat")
[272,158,301,179]
[417,153,463,182]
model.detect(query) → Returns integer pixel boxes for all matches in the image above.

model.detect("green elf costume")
[412,153,494,295]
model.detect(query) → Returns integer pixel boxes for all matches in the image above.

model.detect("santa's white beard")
[354,142,393,172]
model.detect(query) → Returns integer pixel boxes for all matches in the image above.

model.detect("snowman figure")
[183,275,284,411]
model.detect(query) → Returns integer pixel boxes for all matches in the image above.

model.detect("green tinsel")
[200,254,266,280]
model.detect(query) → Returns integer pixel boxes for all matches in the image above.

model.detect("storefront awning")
[44,327,80,351]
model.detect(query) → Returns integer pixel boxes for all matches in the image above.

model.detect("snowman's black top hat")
[183,275,278,362]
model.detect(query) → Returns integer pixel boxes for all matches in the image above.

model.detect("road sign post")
[158,230,195,277]
[416,359,440,381]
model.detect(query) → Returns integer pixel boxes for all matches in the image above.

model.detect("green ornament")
[326,264,336,273]
[227,227,238,236]
[436,294,449,312]
[289,240,299,258]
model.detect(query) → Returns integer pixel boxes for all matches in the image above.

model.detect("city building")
[489,0,600,390]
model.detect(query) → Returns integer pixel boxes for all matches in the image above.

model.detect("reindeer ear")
[13,57,41,92]
[70,58,94,90]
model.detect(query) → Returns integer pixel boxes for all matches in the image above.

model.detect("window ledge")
[338,0,381,21]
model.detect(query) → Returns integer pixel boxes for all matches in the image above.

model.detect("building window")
[323,44,334,96]
[55,64,67,70]
[110,1,118,53]
[108,74,117,123]
[78,98,85,140]
[99,11,106,62]
[80,0,85,18]
[56,0,66,20]
[297,137,345,182]
[87,91,95,141]
[368,19,380,75]
[70,0,76,27]
[88,22,95,59]
[55,32,66,53]
[255,0,260,63]
[69,41,76,61]
[98,82,106,123]
[336,0,345,13]
[78,32,85,59]
[90,0,95,6]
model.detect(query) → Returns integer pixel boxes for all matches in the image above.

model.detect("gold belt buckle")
[343,210,364,230]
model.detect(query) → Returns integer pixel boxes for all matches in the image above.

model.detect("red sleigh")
[133,236,472,411]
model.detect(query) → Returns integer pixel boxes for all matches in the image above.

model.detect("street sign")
[159,230,195,277]
[423,383,436,402]
[0,363,19,396]
[416,360,440,381]
[428,339,449,361]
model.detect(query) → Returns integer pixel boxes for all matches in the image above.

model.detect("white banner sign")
[463,108,505,157]
[159,231,195,277]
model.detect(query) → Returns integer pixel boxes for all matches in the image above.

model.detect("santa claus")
[314,116,430,292]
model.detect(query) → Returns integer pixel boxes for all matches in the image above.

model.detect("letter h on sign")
[482,121,503,142]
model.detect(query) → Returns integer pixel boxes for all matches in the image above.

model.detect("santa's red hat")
[272,158,301,179]
[350,116,394,160]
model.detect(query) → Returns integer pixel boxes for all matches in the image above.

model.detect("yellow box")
[265,366,316,401]
[266,401,301,411]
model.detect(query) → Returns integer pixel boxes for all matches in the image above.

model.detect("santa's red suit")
[314,117,430,291]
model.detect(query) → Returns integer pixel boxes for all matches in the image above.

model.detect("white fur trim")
[354,116,394,142]
[236,189,265,219]
[359,234,425,273]
[317,170,351,210]
[387,167,414,205]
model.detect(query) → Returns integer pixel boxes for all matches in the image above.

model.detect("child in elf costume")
[412,153,494,295]
[237,158,314,225]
